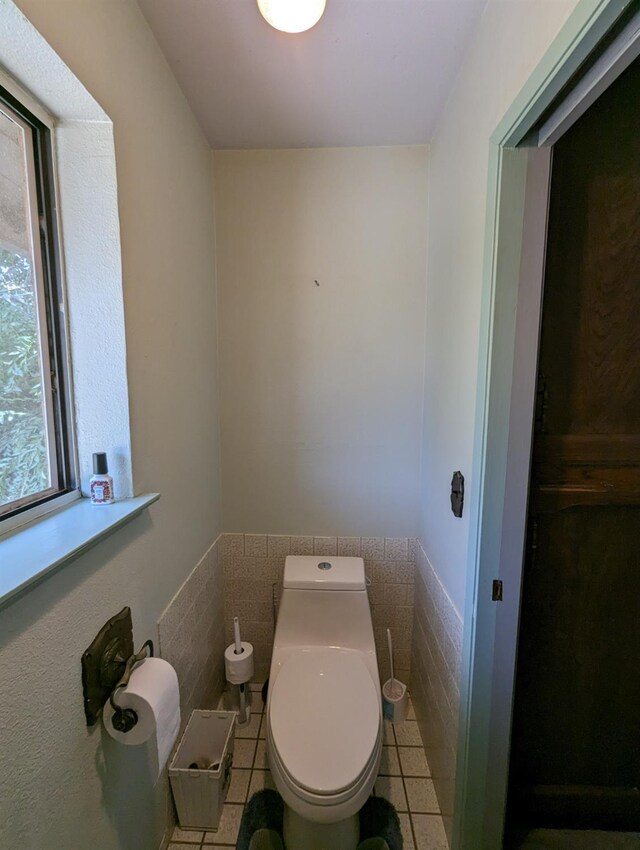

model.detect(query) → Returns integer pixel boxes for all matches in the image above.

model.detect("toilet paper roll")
[103,657,180,776]
[225,641,254,684]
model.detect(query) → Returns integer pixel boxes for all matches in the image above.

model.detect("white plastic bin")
[169,710,236,830]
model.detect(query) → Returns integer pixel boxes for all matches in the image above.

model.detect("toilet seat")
[269,648,380,797]
[269,722,381,811]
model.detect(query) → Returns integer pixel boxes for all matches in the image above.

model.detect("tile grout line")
[397,709,447,846]
[400,753,420,849]
[183,694,442,849]
[384,722,411,848]
[393,723,419,850]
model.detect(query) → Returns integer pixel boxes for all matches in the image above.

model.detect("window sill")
[0,494,160,609]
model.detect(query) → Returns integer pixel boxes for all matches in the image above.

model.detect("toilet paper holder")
[108,638,155,733]
[81,606,154,728]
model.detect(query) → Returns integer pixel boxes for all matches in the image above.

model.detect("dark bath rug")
[359,796,402,850]
[235,790,402,850]
[236,790,284,850]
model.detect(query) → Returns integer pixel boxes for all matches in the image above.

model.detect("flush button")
[317,562,332,571]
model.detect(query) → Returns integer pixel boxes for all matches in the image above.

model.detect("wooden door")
[507,56,640,832]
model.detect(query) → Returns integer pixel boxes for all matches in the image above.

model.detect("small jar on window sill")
[90,452,114,505]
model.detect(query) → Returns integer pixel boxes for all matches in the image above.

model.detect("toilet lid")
[269,649,380,795]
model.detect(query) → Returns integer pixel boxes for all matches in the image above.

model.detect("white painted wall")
[214,146,429,537]
[0,2,221,849]
[418,0,580,614]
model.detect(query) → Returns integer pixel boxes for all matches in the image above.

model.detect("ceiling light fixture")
[257,0,326,34]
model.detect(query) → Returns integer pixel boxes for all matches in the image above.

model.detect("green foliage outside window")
[0,246,48,507]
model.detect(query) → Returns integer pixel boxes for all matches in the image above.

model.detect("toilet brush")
[234,617,249,726]
[386,629,402,699]
[382,628,408,724]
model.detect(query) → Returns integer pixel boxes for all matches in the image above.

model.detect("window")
[0,87,74,520]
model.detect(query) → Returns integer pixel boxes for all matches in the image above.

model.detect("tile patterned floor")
[169,687,448,850]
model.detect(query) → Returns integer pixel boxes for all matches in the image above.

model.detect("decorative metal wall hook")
[81,607,154,728]
[450,470,464,518]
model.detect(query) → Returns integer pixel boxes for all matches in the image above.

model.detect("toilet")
[265,556,382,850]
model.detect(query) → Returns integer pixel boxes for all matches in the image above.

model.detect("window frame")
[0,84,76,522]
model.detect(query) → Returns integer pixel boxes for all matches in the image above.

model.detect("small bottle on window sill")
[90,452,114,505]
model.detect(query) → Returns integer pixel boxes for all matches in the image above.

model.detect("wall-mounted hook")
[81,607,153,728]
[451,471,464,518]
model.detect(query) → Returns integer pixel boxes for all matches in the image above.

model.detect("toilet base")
[283,805,360,850]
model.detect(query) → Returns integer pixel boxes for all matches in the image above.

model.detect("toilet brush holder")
[224,683,253,725]
[382,678,408,724]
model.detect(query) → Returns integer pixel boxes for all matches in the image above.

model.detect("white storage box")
[169,710,235,830]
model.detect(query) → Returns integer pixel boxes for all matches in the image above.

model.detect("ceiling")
[138,0,486,149]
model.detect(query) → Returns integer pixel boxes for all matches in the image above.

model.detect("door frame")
[454,1,638,847]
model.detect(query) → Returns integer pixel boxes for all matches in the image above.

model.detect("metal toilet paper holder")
[108,638,154,733]
[81,606,154,729]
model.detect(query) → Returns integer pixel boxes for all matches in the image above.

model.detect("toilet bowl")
[265,556,382,850]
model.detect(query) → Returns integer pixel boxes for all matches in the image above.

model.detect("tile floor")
[169,686,448,850]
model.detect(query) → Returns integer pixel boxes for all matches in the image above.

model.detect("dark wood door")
[507,56,640,832]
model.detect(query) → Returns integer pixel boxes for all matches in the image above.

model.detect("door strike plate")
[492,580,503,602]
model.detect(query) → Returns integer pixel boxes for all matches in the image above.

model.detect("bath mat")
[246,828,284,850]
[359,796,402,850]
[236,790,284,850]
[236,790,402,850]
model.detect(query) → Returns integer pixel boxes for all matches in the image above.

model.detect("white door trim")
[539,7,640,146]
[454,1,639,847]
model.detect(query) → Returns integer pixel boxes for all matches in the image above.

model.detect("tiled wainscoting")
[158,536,226,727]
[157,537,227,849]
[156,534,462,849]
[410,541,463,845]
[222,534,416,686]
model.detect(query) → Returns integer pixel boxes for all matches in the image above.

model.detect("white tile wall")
[410,541,462,846]
[158,537,226,726]
[156,536,227,849]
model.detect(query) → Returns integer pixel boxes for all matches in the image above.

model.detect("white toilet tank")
[283,555,366,591]
[271,556,378,684]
